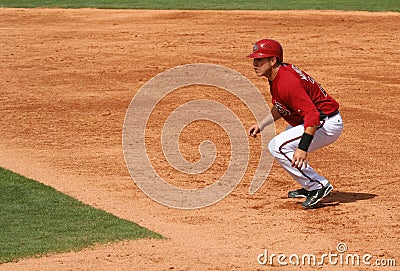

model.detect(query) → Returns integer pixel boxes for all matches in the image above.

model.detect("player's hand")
[248,124,260,138]
[292,149,308,169]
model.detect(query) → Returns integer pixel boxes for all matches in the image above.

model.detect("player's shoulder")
[279,63,309,81]
[279,63,296,75]
[275,64,304,94]
[277,63,299,82]
[281,63,299,72]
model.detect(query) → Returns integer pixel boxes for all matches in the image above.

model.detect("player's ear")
[271,56,279,67]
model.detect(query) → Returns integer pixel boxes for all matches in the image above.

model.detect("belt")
[319,110,339,120]
[327,110,339,118]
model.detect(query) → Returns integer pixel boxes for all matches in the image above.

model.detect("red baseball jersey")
[269,63,339,128]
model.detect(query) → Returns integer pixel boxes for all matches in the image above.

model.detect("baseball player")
[247,39,343,209]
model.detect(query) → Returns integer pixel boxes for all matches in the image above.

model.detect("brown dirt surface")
[1,8,399,271]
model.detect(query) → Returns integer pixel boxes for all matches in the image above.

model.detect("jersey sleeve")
[281,79,320,128]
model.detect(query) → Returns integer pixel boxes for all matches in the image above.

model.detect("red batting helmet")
[247,39,283,61]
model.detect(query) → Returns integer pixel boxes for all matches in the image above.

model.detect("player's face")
[253,57,274,77]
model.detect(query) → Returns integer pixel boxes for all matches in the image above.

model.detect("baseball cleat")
[288,188,310,198]
[302,182,333,209]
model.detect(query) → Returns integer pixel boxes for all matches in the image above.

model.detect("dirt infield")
[0,8,399,271]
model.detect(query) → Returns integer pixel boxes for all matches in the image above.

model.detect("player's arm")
[303,126,317,136]
[292,125,317,168]
[284,82,320,168]
[248,106,281,137]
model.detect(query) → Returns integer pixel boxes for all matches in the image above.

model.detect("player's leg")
[308,114,343,153]
[268,125,325,191]
[268,114,343,191]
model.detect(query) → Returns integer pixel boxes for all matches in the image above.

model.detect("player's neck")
[268,65,280,81]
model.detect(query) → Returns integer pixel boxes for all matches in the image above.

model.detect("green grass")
[0,0,398,11]
[0,167,162,263]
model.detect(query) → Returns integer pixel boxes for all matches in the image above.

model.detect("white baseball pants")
[268,113,343,191]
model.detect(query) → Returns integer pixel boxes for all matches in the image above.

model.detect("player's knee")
[268,138,279,157]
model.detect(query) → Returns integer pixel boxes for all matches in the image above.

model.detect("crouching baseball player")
[247,39,343,209]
